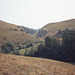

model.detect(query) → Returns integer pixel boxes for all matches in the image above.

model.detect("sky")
[0,0,75,29]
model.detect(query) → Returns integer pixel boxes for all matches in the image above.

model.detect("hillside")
[37,19,75,38]
[21,26,37,34]
[0,53,75,75]
[0,20,39,49]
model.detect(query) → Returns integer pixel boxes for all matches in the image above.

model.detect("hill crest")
[37,19,75,38]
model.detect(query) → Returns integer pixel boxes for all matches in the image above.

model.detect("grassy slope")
[0,53,75,75]
[0,20,39,48]
[19,43,41,55]
[37,19,75,38]
[43,19,75,32]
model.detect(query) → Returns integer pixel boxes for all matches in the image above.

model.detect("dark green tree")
[34,44,44,57]
[2,45,11,53]
[45,36,60,48]
[62,29,75,61]
[45,37,52,48]
[12,50,20,55]
[6,42,15,51]
[1,42,15,53]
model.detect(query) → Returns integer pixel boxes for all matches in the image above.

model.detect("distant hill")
[21,26,37,34]
[37,19,75,38]
[0,53,75,75]
[0,20,39,49]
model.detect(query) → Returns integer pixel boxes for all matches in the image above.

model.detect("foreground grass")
[0,53,75,75]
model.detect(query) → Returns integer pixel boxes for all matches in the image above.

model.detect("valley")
[0,19,75,75]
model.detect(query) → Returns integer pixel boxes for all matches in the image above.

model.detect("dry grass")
[43,19,75,32]
[0,20,39,48]
[37,19,75,38]
[0,53,75,75]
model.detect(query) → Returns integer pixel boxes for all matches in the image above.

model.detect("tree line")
[34,29,75,62]
[1,29,75,62]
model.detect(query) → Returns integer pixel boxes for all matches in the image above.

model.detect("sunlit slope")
[0,53,75,75]
[0,20,38,48]
[37,19,75,38]
[43,19,75,32]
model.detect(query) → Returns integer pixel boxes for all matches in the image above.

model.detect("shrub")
[14,29,17,31]
[20,29,23,31]
[26,43,34,48]
[2,45,11,53]
[6,42,15,51]
[4,36,7,40]
[45,37,60,48]
[17,26,20,28]
[11,50,20,55]
[1,42,15,53]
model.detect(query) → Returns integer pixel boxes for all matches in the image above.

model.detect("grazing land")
[0,53,75,75]
[0,20,39,49]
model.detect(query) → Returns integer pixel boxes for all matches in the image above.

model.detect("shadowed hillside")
[0,20,39,49]
[0,53,75,75]
[21,26,37,34]
[37,19,75,38]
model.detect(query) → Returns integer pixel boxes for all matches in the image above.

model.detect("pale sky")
[0,0,75,29]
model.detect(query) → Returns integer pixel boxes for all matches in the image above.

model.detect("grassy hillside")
[43,19,75,32]
[0,53,75,75]
[37,19,75,38]
[0,20,39,49]
[19,43,41,56]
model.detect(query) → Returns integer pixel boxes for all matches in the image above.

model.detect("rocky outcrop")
[37,28,48,38]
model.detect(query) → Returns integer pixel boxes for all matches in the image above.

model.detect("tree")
[12,50,20,55]
[26,43,34,48]
[45,37,52,48]
[34,43,44,57]
[45,36,60,48]
[6,42,15,51]
[1,42,15,53]
[62,29,75,50]
[62,29,75,61]
[2,45,11,53]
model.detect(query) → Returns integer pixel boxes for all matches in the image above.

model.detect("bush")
[11,50,20,55]
[6,42,15,51]
[34,44,44,57]
[2,45,11,53]
[17,26,20,28]
[14,29,17,31]
[45,37,60,48]
[20,29,24,32]
[26,43,34,48]
[1,42,15,53]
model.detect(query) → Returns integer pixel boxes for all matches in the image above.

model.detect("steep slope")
[0,20,38,48]
[37,19,75,38]
[21,26,37,34]
[0,53,75,75]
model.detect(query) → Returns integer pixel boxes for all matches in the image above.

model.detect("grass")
[19,43,41,55]
[0,53,75,75]
[37,19,75,38]
[0,20,40,49]
[44,19,75,32]
[19,49,25,55]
